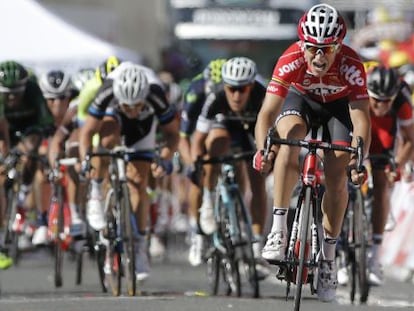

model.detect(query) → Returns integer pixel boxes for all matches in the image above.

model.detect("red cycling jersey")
[267,41,369,103]
[370,83,413,154]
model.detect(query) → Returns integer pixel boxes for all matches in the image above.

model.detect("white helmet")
[221,57,257,86]
[298,4,346,45]
[113,63,149,105]
[39,70,72,99]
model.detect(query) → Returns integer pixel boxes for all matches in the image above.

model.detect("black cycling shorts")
[277,87,353,144]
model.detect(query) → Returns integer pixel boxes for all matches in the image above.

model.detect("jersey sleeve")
[339,46,369,101]
[180,77,206,137]
[149,84,176,125]
[76,78,102,122]
[88,79,114,119]
[266,42,304,98]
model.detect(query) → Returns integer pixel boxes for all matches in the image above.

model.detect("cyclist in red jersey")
[253,3,371,302]
[365,65,414,286]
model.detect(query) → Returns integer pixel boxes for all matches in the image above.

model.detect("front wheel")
[121,183,136,296]
[352,188,370,303]
[294,187,312,311]
[233,190,259,298]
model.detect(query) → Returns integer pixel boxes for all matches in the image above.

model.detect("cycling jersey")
[180,73,206,137]
[88,78,176,148]
[0,79,54,145]
[370,81,413,155]
[76,78,102,125]
[267,41,369,103]
[196,81,266,151]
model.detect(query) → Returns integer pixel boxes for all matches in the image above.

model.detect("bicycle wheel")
[54,185,64,288]
[4,187,19,264]
[352,188,370,303]
[294,186,312,311]
[233,189,259,298]
[220,197,241,297]
[103,188,120,295]
[206,248,220,295]
[120,183,136,296]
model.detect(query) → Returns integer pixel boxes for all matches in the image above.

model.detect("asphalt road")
[0,234,413,311]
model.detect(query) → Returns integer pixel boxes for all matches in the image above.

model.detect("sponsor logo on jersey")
[277,58,305,77]
[340,64,364,86]
[267,82,279,93]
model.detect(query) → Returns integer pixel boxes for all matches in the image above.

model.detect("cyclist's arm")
[255,93,284,150]
[79,115,102,161]
[395,122,414,166]
[158,116,180,161]
[191,130,208,162]
[178,135,192,166]
[0,116,9,157]
[349,99,371,156]
[48,107,77,166]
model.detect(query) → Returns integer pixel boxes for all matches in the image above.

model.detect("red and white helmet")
[298,4,346,45]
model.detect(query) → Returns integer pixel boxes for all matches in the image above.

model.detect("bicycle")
[1,148,26,265]
[195,151,260,298]
[264,126,364,311]
[84,145,148,296]
[48,156,79,288]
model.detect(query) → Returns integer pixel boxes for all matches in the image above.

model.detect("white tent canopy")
[0,0,141,75]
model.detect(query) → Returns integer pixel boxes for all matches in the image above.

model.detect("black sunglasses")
[225,85,249,93]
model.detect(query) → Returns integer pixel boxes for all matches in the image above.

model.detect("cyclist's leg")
[317,105,352,302]
[263,113,306,261]
[87,116,120,231]
[369,168,389,285]
[199,127,231,235]
[127,159,151,281]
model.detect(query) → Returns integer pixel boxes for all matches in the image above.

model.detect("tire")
[54,184,64,288]
[352,188,370,303]
[106,246,122,296]
[233,190,259,298]
[121,183,136,296]
[75,250,82,285]
[103,188,120,295]
[219,192,241,297]
[207,250,220,295]
[294,186,312,311]
[5,188,19,265]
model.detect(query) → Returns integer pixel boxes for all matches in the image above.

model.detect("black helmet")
[367,65,401,100]
[0,60,29,92]
[39,70,72,99]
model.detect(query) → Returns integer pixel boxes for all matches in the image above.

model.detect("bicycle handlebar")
[264,127,364,171]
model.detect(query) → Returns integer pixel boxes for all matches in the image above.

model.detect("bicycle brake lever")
[264,127,275,160]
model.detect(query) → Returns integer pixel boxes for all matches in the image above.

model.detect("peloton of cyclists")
[253,3,371,302]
